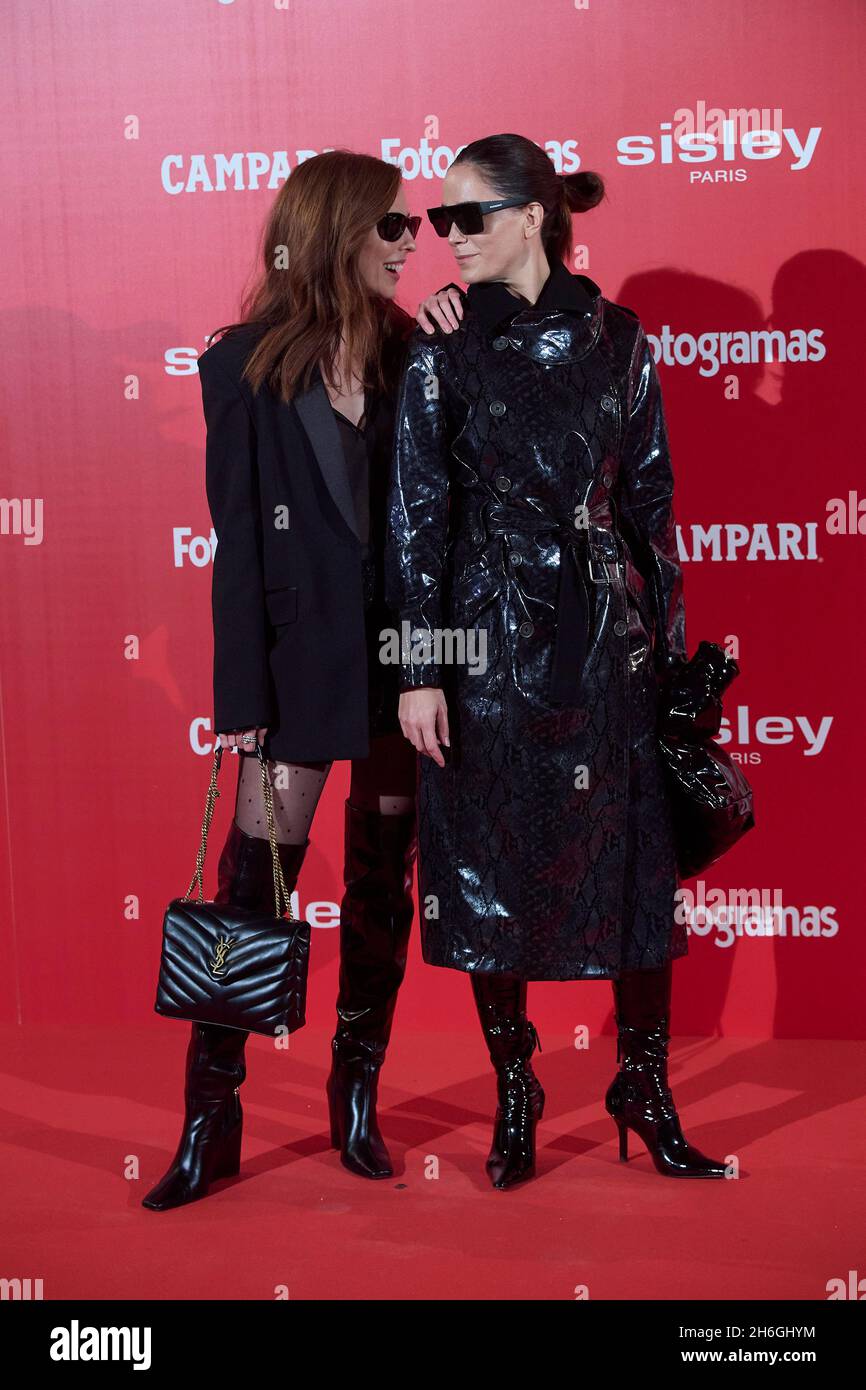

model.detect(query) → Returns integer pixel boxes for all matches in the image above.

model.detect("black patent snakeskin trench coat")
[384,260,690,980]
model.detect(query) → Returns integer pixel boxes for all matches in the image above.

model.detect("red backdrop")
[1,0,863,1039]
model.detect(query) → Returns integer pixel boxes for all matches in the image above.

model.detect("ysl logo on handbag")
[208,935,236,979]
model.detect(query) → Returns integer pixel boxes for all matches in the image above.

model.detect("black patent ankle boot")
[471,972,544,1190]
[326,801,417,1179]
[605,960,727,1178]
[142,820,309,1210]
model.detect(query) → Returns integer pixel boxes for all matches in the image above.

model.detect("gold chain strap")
[182,744,293,920]
[258,745,293,920]
[184,746,223,904]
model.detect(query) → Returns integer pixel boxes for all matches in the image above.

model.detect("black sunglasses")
[426,198,528,238]
[376,212,422,243]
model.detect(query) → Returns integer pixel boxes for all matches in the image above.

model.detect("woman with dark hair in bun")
[387,133,727,1189]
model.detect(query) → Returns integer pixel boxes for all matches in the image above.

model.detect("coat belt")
[459,500,621,705]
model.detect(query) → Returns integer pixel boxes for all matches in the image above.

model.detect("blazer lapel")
[292,368,360,541]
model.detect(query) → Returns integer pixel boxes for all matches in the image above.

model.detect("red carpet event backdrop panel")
[0,0,863,1037]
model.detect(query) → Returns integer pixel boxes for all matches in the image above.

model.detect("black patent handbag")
[657,641,756,879]
[154,744,310,1037]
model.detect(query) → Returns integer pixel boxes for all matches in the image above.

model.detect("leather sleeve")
[616,322,688,682]
[200,352,275,733]
[385,329,452,690]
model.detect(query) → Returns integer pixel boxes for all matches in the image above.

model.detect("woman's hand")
[416,286,464,335]
[398,689,450,767]
[217,727,267,752]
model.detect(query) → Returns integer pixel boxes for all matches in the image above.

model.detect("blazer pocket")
[265,585,298,627]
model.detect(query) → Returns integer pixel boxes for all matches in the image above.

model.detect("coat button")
[601,394,615,412]
[489,400,507,416]
[614,619,627,636]
[494,475,512,492]
[602,472,613,487]
[508,551,522,565]
[519,620,534,637]
[492,337,509,351]
[472,529,483,543]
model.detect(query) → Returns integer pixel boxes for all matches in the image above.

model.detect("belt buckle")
[587,526,618,583]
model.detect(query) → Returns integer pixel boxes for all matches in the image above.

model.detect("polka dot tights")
[232,731,416,844]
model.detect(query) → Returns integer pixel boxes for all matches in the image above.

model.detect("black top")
[330,391,383,609]
[331,403,371,549]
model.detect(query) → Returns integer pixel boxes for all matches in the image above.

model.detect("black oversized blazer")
[198,313,413,762]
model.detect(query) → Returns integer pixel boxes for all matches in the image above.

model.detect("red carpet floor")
[1,1025,863,1301]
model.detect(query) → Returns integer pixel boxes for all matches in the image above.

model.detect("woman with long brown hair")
[143,151,426,1209]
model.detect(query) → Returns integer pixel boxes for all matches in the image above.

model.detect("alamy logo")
[826,1270,866,1300]
[0,497,43,546]
[1,1276,43,1299]
[379,622,488,675]
[49,1321,152,1370]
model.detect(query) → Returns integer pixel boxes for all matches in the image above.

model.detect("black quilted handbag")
[154,744,310,1036]
[657,641,756,879]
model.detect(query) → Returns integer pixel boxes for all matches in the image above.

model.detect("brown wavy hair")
[207,149,412,403]
[450,132,605,268]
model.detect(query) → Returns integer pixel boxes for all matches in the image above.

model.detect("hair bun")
[561,169,605,214]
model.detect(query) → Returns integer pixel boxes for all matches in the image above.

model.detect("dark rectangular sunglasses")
[426,198,527,238]
[376,212,422,242]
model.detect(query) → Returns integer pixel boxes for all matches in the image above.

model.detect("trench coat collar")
[449,260,603,362]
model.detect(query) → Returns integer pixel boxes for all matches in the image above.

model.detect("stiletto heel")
[471,973,543,1190]
[605,962,727,1179]
[616,1118,628,1162]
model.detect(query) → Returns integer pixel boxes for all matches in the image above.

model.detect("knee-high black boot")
[142,821,309,1210]
[605,959,727,1178]
[326,801,417,1179]
[471,972,544,1190]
